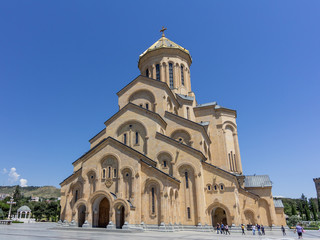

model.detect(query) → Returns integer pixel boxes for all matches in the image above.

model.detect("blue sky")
[0,1,319,199]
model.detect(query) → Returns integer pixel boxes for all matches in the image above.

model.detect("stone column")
[195,173,206,225]
[151,65,155,79]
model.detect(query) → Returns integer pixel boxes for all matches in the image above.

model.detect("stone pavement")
[0,223,320,240]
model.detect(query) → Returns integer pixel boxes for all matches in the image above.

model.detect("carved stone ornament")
[105,178,113,188]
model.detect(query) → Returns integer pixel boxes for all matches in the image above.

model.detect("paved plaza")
[1,223,320,240]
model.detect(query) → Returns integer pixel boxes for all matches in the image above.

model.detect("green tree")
[13,185,22,201]
[309,199,318,221]
[291,202,297,215]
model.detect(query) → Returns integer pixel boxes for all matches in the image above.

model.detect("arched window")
[146,103,149,110]
[108,167,111,178]
[163,160,167,168]
[156,64,160,81]
[114,168,117,178]
[187,207,191,219]
[181,66,184,86]
[124,133,127,145]
[103,169,106,179]
[185,171,189,189]
[151,187,155,214]
[75,190,78,202]
[146,69,149,77]
[135,132,139,144]
[169,63,174,88]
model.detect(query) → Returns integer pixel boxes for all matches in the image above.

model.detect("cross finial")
[160,26,167,37]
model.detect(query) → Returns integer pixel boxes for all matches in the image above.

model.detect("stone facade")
[60,34,286,229]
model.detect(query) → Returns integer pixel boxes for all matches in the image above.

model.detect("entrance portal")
[98,198,110,227]
[78,205,86,227]
[116,205,125,229]
[212,207,227,226]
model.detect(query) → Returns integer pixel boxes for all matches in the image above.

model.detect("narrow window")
[146,69,149,77]
[221,185,224,190]
[186,107,190,120]
[103,169,106,179]
[214,185,217,191]
[169,63,174,88]
[187,207,191,219]
[108,167,111,178]
[163,160,167,168]
[114,168,117,178]
[208,185,211,191]
[140,104,143,107]
[228,153,233,171]
[146,103,149,110]
[234,154,238,172]
[124,133,127,145]
[156,64,160,81]
[181,66,184,86]
[135,132,139,144]
[151,187,155,214]
[231,151,235,172]
[75,190,78,202]
[185,171,189,189]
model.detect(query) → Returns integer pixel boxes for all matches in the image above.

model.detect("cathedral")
[60,30,286,230]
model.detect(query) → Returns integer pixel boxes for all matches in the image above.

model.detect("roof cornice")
[72,137,157,167]
[155,132,207,160]
[116,75,180,107]
[104,102,167,129]
[164,111,211,144]
[140,159,180,184]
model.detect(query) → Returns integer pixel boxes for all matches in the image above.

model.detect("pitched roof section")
[176,93,194,101]
[164,111,211,144]
[89,128,106,144]
[195,102,217,108]
[72,137,157,167]
[244,175,272,188]
[104,102,167,129]
[273,199,284,208]
[155,132,207,160]
[140,159,180,183]
[116,75,180,107]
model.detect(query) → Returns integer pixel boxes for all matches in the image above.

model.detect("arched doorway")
[78,205,86,227]
[98,198,110,227]
[244,210,255,225]
[212,207,227,226]
[116,205,125,229]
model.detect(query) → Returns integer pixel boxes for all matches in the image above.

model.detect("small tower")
[138,27,193,96]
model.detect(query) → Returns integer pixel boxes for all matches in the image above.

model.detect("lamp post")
[7,198,16,219]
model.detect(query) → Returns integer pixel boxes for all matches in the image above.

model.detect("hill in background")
[0,186,60,199]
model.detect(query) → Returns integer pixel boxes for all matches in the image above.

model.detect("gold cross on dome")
[160,26,167,37]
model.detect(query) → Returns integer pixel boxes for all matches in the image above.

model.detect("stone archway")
[78,205,86,227]
[115,205,125,229]
[212,207,227,226]
[244,210,255,225]
[98,198,110,228]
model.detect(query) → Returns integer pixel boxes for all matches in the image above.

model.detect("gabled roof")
[116,75,180,107]
[89,128,106,144]
[60,168,82,186]
[104,102,167,129]
[155,132,207,160]
[164,111,211,144]
[140,159,180,183]
[244,175,272,188]
[273,199,284,208]
[72,137,157,167]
